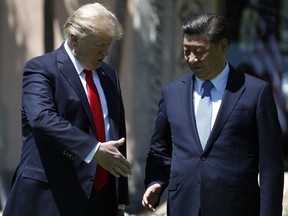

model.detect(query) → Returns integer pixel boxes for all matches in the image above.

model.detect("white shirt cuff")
[84,142,100,163]
[118,204,125,210]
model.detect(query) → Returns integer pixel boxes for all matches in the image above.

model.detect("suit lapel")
[204,66,245,151]
[179,73,203,153]
[56,45,96,133]
[97,67,120,140]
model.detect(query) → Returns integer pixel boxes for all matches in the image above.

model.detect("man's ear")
[70,34,78,47]
[220,38,229,52]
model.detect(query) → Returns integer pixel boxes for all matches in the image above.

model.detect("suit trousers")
[85,175,117,216]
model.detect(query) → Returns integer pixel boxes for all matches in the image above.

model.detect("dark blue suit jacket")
[145,65,284,216]
[3,44,128,216]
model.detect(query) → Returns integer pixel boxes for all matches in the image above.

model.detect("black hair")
[182,12,231,44]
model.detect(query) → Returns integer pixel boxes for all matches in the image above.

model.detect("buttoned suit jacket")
[145,65,284,216]
[3,44,128,216]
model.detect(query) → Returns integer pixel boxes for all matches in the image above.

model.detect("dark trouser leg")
[85,176,117,216]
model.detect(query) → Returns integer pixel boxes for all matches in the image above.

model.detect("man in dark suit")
[142,12,284,216]
[3,3,131,216]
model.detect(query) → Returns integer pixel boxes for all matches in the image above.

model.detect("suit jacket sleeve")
[257,83,284,216]
[22,57,99,167]
[145,87,172,192]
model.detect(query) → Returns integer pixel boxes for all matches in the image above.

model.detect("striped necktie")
[196,80,214,150]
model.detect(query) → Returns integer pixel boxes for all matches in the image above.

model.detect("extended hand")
[142,183,161,212]
[94,137,132,178]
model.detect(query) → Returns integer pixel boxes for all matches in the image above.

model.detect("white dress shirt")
[193,63,230,130]
[64,41,110,163]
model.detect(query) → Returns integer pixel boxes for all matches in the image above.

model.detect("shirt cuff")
[84,142,100,163]
[118,204,125,210]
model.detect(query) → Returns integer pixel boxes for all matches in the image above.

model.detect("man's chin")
[87,64,101,71]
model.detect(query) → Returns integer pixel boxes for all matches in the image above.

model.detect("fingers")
[102,158,132,178]
[142,198,156,211]
[95,138,132,177]
[103,159,132,178]
[113,137,125,148]
[94,138,132,178]
[108,138,132,176]
[102,138,125,149]
[119,156,132,174]
[109,169,120,178]
[142,184,162,212]
[142,190,156,212]
[111,166,127,178]
[114,158,132,177]
[109,155,132,177]
[116,138,132,175]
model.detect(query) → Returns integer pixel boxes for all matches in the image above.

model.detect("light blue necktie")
[196,80,214,150]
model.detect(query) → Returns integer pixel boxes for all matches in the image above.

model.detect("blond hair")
[63,3,123,40]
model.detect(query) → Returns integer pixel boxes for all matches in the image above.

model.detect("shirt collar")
[194,62,230,93]
[64,40,85,75]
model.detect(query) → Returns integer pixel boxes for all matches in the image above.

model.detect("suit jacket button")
[201,156,207,161]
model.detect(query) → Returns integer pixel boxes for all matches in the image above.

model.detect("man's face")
[71,34,113,70]
[183,33,227,80]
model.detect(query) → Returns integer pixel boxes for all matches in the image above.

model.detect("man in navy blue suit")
[142,12,284,216]
[3,3,131,216]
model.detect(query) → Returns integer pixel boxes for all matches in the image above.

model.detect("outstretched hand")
[142,183,162,212]
[94,137,132,178]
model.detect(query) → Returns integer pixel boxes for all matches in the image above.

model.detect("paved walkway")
[1,173,288,216]
[283,172,288,216]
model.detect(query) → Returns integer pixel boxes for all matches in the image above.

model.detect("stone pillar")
[0,0,44,210]
[0,0,44,171]
[121,0,177,213]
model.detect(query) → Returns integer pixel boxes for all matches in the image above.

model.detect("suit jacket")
[145,65,284,216]
[3,44,128,216]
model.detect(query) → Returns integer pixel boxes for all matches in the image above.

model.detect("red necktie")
[84,69,108,190]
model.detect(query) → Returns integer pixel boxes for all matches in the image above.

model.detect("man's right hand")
[142,183,162,212]
[94,137,132,178]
